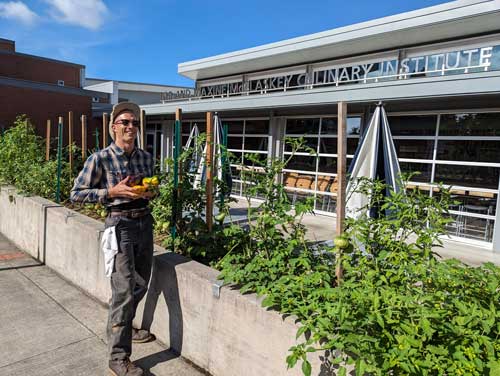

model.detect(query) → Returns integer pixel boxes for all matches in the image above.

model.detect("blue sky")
[1,0,451,87]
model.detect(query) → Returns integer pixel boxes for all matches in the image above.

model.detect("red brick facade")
[0,85,100,150]
[0,39,15,52]
[0,39,102,150]
[0,52,82,88]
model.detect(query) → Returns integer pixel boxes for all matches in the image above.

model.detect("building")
[84,78,193,107]
[84,78,193,155]
[0,38,105,147]
[142,0,500,251]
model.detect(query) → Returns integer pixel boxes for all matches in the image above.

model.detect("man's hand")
[107,176,140,199]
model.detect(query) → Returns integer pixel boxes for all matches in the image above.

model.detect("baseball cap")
[109,102,141,140]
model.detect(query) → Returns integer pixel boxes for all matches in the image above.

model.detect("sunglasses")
[114,119,140,127]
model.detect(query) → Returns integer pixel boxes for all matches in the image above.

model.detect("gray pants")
[105,213,154,361]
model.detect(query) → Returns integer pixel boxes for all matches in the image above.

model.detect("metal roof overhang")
[178,0,500,81]
[142,70,500,117]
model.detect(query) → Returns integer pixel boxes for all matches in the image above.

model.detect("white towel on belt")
[101,226,119,277]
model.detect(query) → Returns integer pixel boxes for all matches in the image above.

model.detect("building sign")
[161,45,499,102]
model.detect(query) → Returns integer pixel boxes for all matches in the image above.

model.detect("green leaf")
[301,360,312,376]
[488,360,500,376]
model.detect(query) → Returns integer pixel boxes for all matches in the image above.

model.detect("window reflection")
[439,113,500,136]
[388,115,437,136]
[444,214,494,242]
[286,155,316,171]
[245,120,269,134]
[286,118,320,134]
[320,117,361,135]
[394,140,434,159]
[399,162,432,182]
[436,140,500,162]
[244,137,268,151]
[284,136,318,152]
[434,165,500,190]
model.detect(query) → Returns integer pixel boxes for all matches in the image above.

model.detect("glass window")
[319,138,336,154]
[388,115,437,136]
[227,136,243,150]
[285,136,318,152]
[444,214,494,242]
[315,194,336,213]
[394,139,434,159]
[320,117,361,135]
[439,113,500,136]
[242,152,267,166]
[434,165,500,190]
[226,120,244,134]
[317,175,338,193]
[436,190,497,216]
[245,119,269,134]
[347,138,360,155]
[436,140,500,163]
[318,138,359,155]
[191,122,206,134]
[286,118,320,134]
[399,162,432,183]
[318,157,337,174]
[284,172,316,191]
[286,155,316,171]
[244,136,268,151]
[229,151,242,164]
[181,122,191,133]
[321,118,337,135]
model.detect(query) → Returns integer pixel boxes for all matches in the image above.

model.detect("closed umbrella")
[346,102,401,219]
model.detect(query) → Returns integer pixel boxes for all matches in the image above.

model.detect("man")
[71,102,155,376]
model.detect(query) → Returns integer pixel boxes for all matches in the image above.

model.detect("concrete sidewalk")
[0,233,205,376]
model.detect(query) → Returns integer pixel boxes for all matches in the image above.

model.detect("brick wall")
[0,52,82,88]
[0,39,15,52]
[0,85,101,150]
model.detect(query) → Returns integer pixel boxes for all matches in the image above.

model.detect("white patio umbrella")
[345,102,401,219]
[193,113,232,194]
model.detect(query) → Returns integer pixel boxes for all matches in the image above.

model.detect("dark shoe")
[132,327,155,343]
[109,358,143,376]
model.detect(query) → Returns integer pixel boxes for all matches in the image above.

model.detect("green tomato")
[100,209,107,218]
[334,236,349,249]
[215,212,226,223]
[161,222,170,232]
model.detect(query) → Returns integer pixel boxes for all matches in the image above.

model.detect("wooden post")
[206,111,214,232]
[336,102,347,284]
[81,115,87,159]
[102,113,108,148]
[140,109,146,149]
[68,111,73,172]
[56,117,63,203]
[176,109,183,183]
[45,120,51,161]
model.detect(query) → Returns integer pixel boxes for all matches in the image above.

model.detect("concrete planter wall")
[0,186,330,376]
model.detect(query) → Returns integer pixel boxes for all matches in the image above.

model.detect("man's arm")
[70,154,108,204]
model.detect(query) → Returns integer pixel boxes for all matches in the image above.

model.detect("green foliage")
[217,176,500,375]
[0,115,81,202]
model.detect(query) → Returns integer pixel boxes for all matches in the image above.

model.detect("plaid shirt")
[70,142,154,207]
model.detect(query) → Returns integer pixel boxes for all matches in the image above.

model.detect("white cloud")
[0,1,38,25]
[45,0,108,30]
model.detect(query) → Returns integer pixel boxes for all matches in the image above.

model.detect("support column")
[492,178,500,252]
[160,119,174,172]
[336,102,347,235]
[102,113,108,148]
[206,111,214,232]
